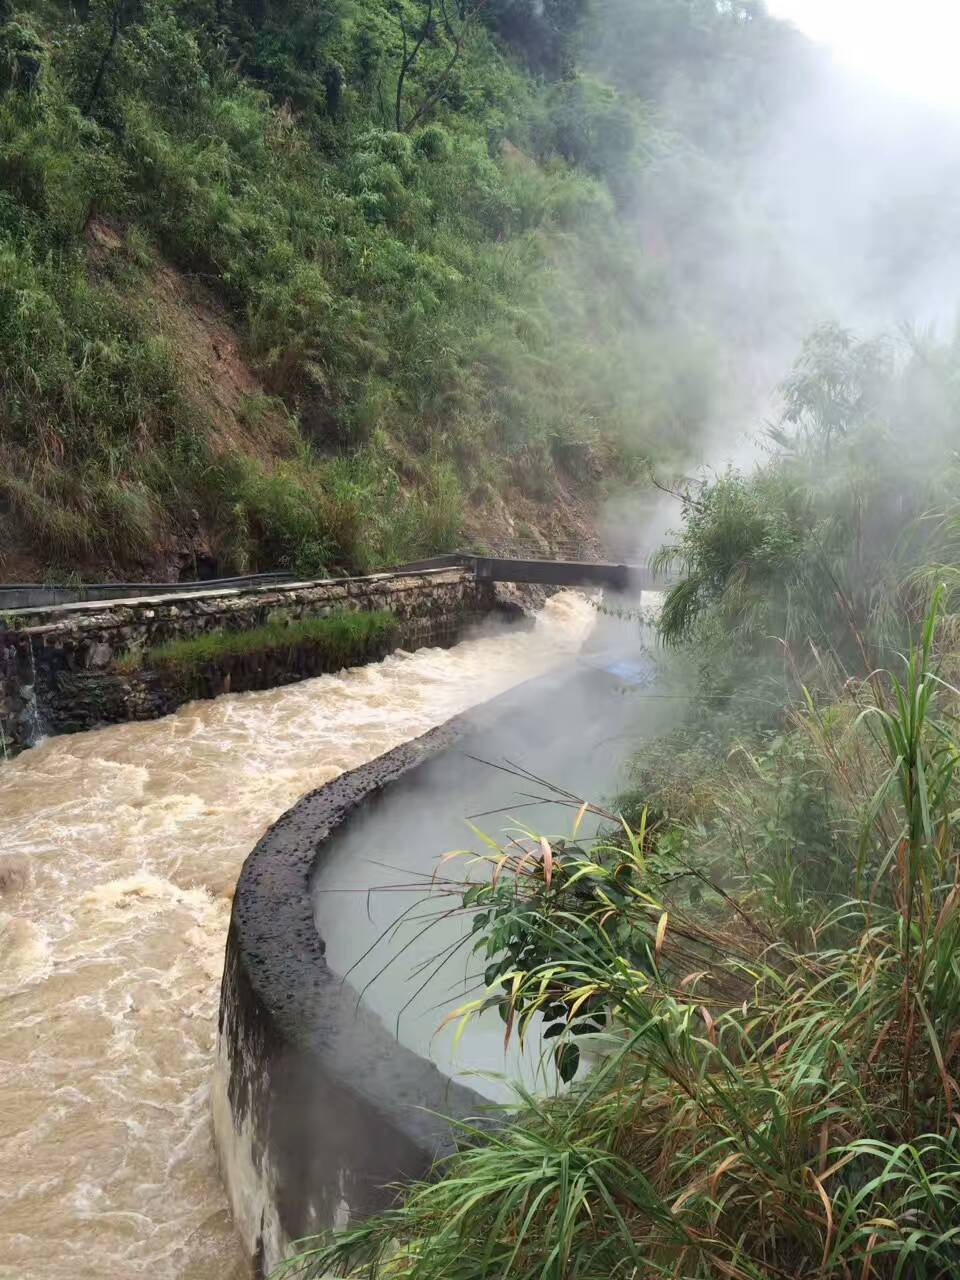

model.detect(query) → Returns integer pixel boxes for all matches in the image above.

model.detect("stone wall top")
[3,566,469,639]
[216,709,489,1274]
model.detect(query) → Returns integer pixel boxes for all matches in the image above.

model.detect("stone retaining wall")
[213,712,489,1277]
[213,661,607,1275]
[213,653,653,1277]
[0,568,505,756]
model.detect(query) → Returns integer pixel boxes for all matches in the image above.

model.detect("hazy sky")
[765,0,960,108]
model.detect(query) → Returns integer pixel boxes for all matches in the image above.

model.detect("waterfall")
[23,642,46,745]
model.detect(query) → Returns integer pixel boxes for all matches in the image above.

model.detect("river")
[0,594,594,1280]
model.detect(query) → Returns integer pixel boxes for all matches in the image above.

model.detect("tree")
[390,0,481,133]
[77,0,141,114]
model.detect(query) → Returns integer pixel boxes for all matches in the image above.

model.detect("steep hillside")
[0,0,802,580]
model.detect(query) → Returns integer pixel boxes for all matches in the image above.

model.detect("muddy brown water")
[0,595,594,1280]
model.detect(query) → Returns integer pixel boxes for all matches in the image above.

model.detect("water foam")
[0,593,595,1279]
[0,912,51,985]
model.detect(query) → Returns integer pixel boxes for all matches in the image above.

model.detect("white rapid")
[0,594,595,1280]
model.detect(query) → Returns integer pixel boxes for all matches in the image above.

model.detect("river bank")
[217,619,669,1273]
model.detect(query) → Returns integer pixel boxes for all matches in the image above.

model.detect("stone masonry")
[0,568,509,757]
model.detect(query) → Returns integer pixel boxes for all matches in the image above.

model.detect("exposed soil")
[147,270,295,464]
[6,226,601,583]
[88,220,295,464]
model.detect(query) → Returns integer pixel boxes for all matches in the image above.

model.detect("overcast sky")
[765,0,960,108]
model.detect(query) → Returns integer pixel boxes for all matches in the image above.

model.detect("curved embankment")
[214,624,663,1277]
[214,716,488,1277]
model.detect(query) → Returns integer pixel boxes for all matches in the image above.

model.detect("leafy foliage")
[284,590,960,1280]
[0,0,763,579]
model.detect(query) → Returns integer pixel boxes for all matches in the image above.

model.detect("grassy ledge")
[117,609,398,676]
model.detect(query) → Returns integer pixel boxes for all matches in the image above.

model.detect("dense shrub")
[0,0,786,578]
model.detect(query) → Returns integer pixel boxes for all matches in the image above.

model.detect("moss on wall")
[118,609,397,676]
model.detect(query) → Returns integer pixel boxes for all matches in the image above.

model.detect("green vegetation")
[279,327,960,1278]
[119,607,397,673]
[651,326,957,694]
[0,0,800,579]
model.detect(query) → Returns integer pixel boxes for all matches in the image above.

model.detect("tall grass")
[280,590,960,1280]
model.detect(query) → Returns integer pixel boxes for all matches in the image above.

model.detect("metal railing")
[0,572,297,611]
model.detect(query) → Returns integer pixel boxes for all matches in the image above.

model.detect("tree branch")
[402,0,487,133]
[83,0,124,115]
[403,38,460,132]
[393,0,432,133]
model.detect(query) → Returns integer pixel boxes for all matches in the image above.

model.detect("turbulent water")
[0,594,595,1280]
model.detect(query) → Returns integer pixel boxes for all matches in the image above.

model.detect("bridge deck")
[472,556,650,591]
[384,551,669,592]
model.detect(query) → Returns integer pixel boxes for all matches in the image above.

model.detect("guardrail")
[1,548,672,613]
[0,572,297,611]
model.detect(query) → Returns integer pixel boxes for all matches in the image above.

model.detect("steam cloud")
[591,9,960,559]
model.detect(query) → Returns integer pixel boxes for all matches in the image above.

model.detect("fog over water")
[313,601,670,1102]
